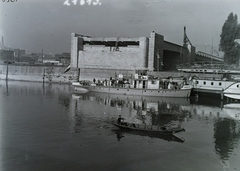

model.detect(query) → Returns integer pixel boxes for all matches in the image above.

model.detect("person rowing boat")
[117,115,124,124]
[117,115,128,126]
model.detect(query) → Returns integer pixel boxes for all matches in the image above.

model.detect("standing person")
[105,79,107,86]
[168,82,174,90]
[93,78,96,83]
[141,109,147,129]
[142,110,146,120]
[110,77,112,86]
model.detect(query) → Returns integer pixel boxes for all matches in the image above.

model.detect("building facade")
[55,52,71,66]
[70,32,195,80]
[0,49,14,64]
[14,49,26,62]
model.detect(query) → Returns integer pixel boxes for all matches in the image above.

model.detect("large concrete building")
[70,31,196,80]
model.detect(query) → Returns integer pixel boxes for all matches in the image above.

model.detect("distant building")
[19,54,37,64]
[0,49,14,64]
[55,52,70,66]
[41,54,61,65]
[14,49,26,62]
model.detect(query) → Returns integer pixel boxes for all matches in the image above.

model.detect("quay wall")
[0,64,79,83]
[0,64,222,84]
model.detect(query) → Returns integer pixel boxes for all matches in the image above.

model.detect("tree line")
[219,12,240,65]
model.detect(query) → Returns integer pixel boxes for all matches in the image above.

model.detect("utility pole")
[211,38,213,66]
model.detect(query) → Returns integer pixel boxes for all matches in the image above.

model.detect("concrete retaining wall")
[0,64,79,84]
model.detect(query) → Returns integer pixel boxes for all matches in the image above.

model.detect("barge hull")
[73,84,191,98]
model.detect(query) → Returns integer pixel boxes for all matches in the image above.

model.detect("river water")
[0,80,240,171]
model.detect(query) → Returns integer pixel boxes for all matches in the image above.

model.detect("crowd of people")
[93,77,130,87]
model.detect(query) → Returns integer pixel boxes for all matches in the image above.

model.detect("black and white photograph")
[1,0,240,170]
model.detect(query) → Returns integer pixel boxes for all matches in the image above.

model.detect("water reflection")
[214,118,240,160]
[5,80,9,96]
[72,92,240,162]
[213,103,240,163]
[72,92,190,128]
[71,92,190,144]
[189,100,240,163]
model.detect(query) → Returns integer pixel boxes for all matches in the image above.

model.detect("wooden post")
[43,68,45,83]
[221,89,224,100]
[6,61,8,81]
[6,79,9,96]
[78,68,80,82]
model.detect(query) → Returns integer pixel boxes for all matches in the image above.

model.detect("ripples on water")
[0,81,240,171]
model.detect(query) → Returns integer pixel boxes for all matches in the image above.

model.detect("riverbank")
[0,64,79,84]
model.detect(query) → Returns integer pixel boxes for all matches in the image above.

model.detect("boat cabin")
[129,70,186,90]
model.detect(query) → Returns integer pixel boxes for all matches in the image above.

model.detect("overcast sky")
[1,0,240,55]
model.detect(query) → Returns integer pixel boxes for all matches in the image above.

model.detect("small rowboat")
[112,129,185,143]
[112,121,185,134]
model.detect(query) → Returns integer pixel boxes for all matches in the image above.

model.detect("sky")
[1,0,240,55]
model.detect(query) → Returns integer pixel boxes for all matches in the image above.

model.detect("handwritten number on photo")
[63,0,101,6]
[93,0,100,5]
[64,0,70,6]
[80,0,85,5]
[72,0,78,5]
[86,0,92,5]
